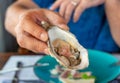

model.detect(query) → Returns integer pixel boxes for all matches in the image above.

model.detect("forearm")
[5,0,39,37]
[105,0,120,47]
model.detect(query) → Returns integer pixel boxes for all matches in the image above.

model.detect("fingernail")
[44,48,49,54]
[59,24,69,31]
[40,32,48,41]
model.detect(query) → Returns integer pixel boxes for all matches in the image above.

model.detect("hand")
[15,9,68,54]
[50,0,105,23]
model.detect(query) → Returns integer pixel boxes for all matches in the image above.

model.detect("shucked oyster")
[41,21,89,70]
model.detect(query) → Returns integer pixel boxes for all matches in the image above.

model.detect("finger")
[64,1,76,23]
[73,3,86,22]
[50,0,63,10]
[51,17,69,31]
[22,19,48,42]
[59,0,69,16]
[87,0,105,8]
[45,10,69,30]
[57,24,69,31]
[17,31,49,54]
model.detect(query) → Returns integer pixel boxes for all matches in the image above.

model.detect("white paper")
[0,55,43,83]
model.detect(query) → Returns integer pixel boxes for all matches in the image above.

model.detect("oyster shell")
[41,21,89,70]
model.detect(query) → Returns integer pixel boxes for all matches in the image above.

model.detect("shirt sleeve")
[32,0,55,8]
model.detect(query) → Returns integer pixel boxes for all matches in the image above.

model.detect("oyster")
[41,21,89,70]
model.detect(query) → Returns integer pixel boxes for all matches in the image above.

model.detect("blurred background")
[0,0,18,52]
[0,1,120,83]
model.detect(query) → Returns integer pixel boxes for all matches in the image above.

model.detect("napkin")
[0,55,46,83]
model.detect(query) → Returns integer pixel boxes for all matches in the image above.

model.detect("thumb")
[57,24,69,31]
[44,10,69,31]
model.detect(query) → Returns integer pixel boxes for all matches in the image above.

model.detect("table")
[0,52,46,83]
[0,53,120,83]
[0,53,120,69]
[0,52,36,70]
[0,53,18,70]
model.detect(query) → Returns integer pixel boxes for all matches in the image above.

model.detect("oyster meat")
[52,39,81,67]
[41,21,89,70]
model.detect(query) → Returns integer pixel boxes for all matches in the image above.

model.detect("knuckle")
[15,26,19,33]
[59,8,64,14]
[65,14,70,20]
[19,12,31,21]
[66,10,71,15]
[66,12,70,17]
[32,45,42,52]
[31,39,40,52]
[32,41,45,53]
[35,45,43,52]
[17,35,25,48]
[61,2,66,9]
[15,24,23,33]
[19,14,27,21]
[33,28,41,38]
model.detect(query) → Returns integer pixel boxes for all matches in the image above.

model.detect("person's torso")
[33,0,120,52]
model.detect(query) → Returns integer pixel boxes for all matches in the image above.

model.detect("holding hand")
[15,9,68,54]
[50,0,105,23]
